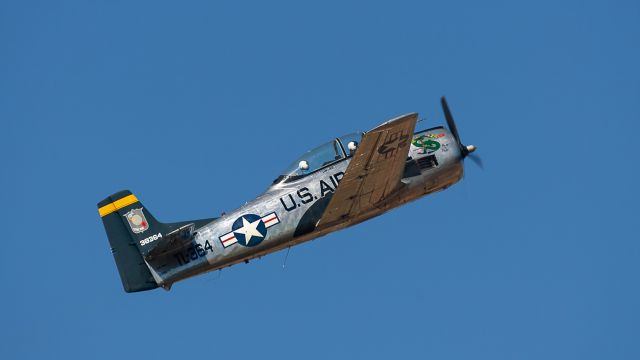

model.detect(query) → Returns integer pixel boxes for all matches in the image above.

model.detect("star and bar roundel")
[219,212,280,248]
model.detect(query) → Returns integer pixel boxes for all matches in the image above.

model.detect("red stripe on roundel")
[222,236,236,243]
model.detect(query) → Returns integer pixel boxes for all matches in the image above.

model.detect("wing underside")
[316,113,417,229]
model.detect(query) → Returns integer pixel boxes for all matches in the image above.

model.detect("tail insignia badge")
[123,208,149,234]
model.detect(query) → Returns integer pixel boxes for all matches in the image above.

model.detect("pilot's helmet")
[299,160,310,171]
[347,141,358,154]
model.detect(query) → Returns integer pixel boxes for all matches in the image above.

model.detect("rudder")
[97,190,158,292]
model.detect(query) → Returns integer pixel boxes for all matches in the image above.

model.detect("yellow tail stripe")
[98,194,139,217]
[98,203,117,217]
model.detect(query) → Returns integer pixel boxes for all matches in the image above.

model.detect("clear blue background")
[2,1,639,359]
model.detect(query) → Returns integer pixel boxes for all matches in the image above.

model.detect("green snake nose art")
[411,135,441,154]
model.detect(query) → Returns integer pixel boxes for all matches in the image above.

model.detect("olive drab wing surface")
[97,97,480,292]
[317,113,417,230]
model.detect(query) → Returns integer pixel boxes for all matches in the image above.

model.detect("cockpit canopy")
[273,133,362,185]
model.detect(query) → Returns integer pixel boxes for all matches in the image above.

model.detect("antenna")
[208,269,222,282]
[282,247,291,269]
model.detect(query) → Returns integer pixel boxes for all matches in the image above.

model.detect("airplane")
[97,97,479,292]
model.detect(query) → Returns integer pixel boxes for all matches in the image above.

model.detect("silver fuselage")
[147,127,464,288]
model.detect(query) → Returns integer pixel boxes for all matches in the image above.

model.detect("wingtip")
[370,112,418,132]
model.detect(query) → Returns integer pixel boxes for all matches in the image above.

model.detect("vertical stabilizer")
[97,190,158,292]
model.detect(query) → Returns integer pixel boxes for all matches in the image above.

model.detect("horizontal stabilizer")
[144,223,195,260]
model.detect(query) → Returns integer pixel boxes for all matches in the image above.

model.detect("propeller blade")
[468,153,484,170]
[440,96,467,156]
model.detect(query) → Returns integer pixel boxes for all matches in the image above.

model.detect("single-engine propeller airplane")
[98,97,479,292]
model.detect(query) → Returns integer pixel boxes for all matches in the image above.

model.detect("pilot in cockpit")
[347,140,358,156]
[272,133,362,185]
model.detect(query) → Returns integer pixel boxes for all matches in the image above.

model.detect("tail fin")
[97,190,160,292]
[98,190,217,293]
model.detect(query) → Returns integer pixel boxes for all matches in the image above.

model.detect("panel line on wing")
[316,113,418,229]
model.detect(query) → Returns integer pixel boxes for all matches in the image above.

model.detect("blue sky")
[2,1,639,359]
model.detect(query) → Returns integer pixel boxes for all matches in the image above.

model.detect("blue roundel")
[231,214,267,247]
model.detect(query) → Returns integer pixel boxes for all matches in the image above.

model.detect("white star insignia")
[234,216,264,244]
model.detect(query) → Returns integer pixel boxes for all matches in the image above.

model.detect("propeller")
[440,96,481,166]
[467,153,484,169]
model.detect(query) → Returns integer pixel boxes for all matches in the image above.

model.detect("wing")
[317,112,417,229]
